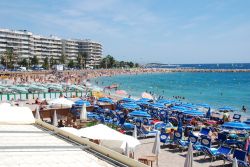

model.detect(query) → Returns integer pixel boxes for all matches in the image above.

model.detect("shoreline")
[1,67,250,76]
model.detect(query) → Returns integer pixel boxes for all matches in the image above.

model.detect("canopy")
[221,122,250,130]
[78,124,140,151]
[48,98,74,107]
[0,106,35,124]
[129,110,151,118]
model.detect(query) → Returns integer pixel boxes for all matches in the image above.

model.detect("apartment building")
[0,28,102,67]
[78,39,102,67]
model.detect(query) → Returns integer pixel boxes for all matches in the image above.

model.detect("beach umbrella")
[53,110,58,127]
[133,125,137,139]
[197,103,210,108]
[116,90,127,95]
[150,103,166,109]
[218,106,234,112]
[183,110,205,117]
[35,107,40,120]
[124,142,130,157]
[152,131,160,166]
[129,110,151,118]
[177,118,183,132]
[98,97,113,103]
[74,100,91,106]
[141,92,154,100]
[121,97,135,103]
[184,143,193,167]
[232,157,238,167]
[122,103,141,110]
[157,99,175,105]
[80,104,87,121]
[206,107,211,118]
[221,122,250,130]
[48,98,74,108]
[165,112,169,124]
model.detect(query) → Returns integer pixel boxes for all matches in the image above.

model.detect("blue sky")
[0,0,249,64]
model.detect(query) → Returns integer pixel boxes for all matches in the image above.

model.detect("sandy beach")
[135,138,228,167]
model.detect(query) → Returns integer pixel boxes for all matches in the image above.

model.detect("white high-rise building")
[0,28,102,67]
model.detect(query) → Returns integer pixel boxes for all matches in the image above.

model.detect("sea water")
[91,72,250,114]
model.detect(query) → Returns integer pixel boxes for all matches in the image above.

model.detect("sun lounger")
[202,145,232,162]
[224,149,249,167]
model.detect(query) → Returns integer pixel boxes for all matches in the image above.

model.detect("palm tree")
[81,52,88,69]
[4,48,15,69]
[76,54,83,69]
[60,53,67,64]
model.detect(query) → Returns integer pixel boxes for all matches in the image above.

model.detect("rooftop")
[0,124,114,167]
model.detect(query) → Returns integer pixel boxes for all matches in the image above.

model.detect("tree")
[106,55,115,68]
[42,57,49,69]
[119,61,125,68]
[68,59,75,68]
[19,59,28,67]
[49,57,54,68]
[4,48,15,69]
[81,52,88,69]
[31,55,39,66]
[0,56,5,65]
[59,53,67,64]
[128,61,134,68]
[135,63,139,68]
[76,54,83,69]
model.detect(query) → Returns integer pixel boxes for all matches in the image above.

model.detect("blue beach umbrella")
[138,98,152,102]
[157,99,175,105]
[136,100,150,105]
[181,103,197,109]
[121,103,141,110]
[150,103,166,109]
[221,122,250,130]
[171,106,189,111]
[244,119,250,125]
[218,106,234,112]
[98,97,113,103]
[165,111,169,124]
[74,100,91,106]
[121,98,135,103]
[129,110,151,118]
[177,118,183,132]
[197,103,210,108]
[183,110,205,117]
[206,107,211,118]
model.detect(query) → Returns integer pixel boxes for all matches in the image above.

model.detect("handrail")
[35,119,148,167]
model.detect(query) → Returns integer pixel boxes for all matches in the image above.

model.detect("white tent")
[0,106,35,124]
[60,127,82,136]
[0,102,11,108]
[78,124,140,153]
[48,98,74,108]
